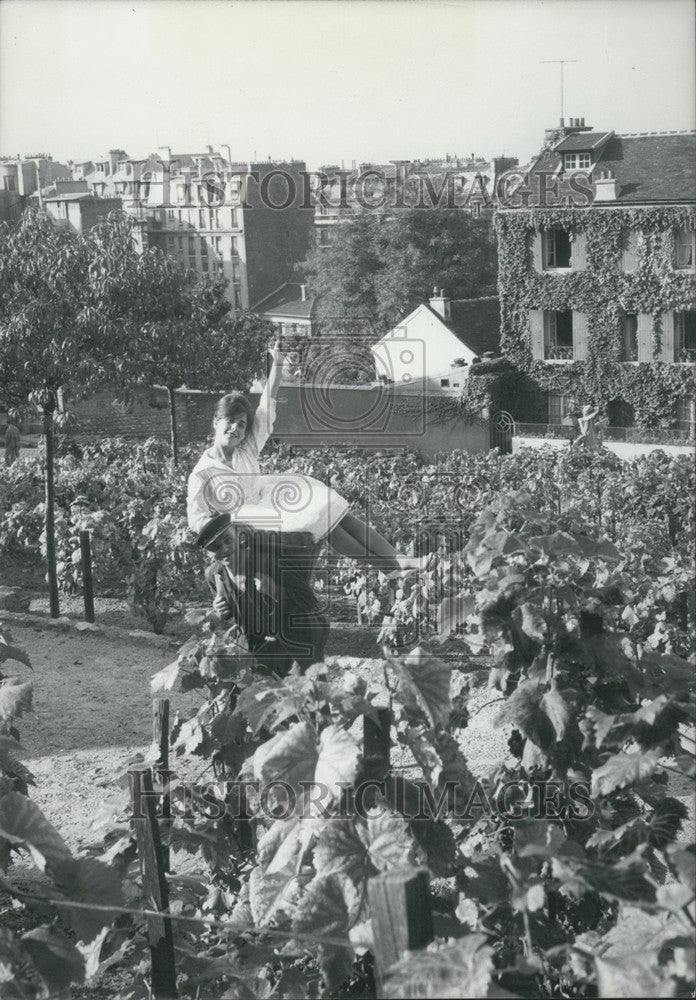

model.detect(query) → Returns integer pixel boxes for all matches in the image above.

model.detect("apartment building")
[495,119,696,440]
[69,146,314,312]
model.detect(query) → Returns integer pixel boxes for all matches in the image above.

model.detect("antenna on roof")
[540,59,578,122]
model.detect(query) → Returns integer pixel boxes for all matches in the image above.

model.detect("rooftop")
[252,281,317,319]
[517,128,696,205]
[430,295,501,356]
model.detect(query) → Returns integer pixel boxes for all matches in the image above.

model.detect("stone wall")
[60,382,490,458]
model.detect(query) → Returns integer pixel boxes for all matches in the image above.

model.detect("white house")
[371,290,500,393]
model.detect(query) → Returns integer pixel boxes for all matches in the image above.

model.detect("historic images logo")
[125,160,595,212]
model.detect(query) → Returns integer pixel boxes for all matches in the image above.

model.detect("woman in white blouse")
[187,342,427,575]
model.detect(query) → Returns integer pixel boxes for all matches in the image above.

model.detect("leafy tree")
[0,210,117,616]
[301,209,498,334]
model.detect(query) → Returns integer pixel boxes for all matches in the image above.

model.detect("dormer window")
[563,152,591,170]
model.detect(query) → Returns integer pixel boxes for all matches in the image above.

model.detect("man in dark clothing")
[196,514,329,676]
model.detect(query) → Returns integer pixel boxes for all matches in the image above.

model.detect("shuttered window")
[528,309,544,359]
[544,311,574,360]
[636,313,653,362]
[571,232,587,270]
[572,312,588,360]
[621,230,639,273]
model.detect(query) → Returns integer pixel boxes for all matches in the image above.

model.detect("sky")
[0,0,694,168]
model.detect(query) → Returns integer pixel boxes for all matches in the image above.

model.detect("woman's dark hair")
[213,392,253,437]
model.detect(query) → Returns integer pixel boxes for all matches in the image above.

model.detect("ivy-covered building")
[495,120,696,440]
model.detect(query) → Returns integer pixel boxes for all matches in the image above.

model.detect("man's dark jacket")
[205,526,328,675]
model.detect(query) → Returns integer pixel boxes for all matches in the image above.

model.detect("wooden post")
[363,708,391,779]
[43,412,60,619]
[79,531,95,623]
[153,699,171,872]
[130,769,177,999]
[368,867,434,995]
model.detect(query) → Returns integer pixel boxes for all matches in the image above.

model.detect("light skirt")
[198,471,350,543]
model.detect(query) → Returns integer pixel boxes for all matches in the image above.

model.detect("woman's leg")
[327,511,427,574]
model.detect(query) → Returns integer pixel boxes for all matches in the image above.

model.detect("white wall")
[372,305,476,387]
[513,437,695,460]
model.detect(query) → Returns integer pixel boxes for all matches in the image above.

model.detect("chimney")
[429,287,451,322]
[594,169,618,202]
[300,283,307,301]
[206,145,214,155]
[221,144,232,164]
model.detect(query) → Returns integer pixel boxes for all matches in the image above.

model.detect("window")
[440,379,451,388]
[544,311,574,360]
[675,227,695,268]
[543,227,572,269]
[471,202,481,219]
[548,393,572,424]
[676,397,695,438]
[3,175,16,192]
[676,311,696,362]
[230,236,239,258]
[230,207,237,227]
[167,235,175,249]
[607,400,634,428]
[621,313,638,361]
[167,209,175,221]
[563,152,591,170]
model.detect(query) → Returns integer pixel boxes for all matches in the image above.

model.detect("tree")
[301,208,498,334]
[0,211,115,616]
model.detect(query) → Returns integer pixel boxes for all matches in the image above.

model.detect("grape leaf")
[393,647,451,728]
[540,684,570,742]
[150,660,180,692]
[49,857,125,943]
[21,926,85,991]
[595,955,674,998]
[591,750,660,797]
[0,792,71,870]
[315,725,360,802]
[496,680,554,750]
[0,680,33,722]
[551,856,657,904]
[253,721,318,806]
[248,866,304,927]
[383,934,493,999]
[293,873,357,993]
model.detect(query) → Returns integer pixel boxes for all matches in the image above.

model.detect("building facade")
[314,155,519,247]
[68,146,314,312]
[495,121,696,441]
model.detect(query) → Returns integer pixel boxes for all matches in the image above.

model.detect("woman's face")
[214,413,248,451]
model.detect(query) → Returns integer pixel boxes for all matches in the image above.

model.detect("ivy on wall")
[494,206,696,428]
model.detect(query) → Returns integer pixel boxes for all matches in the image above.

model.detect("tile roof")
[554,131,613,152]
[253,282,316,319]
[517,130,696,205]
[595,132,696,203]
[429,296,500,355]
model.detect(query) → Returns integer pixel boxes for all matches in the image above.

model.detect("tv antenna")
[540,60,577,121]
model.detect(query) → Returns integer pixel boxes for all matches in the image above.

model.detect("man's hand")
[213,593,230,617]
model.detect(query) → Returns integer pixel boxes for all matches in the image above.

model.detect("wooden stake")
[152,699,171,872]
[79,531,95,623]
[363,707,391,779]
[129,769,177,999]
[368,867,434,996]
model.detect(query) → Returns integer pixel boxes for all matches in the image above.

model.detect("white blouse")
[187,381,277,534]
[187,381,350,542]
